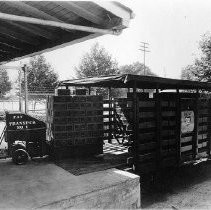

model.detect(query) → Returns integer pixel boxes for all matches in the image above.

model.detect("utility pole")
[139,42,150,75]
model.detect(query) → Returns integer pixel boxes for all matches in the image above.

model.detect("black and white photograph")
[0,0,211,209]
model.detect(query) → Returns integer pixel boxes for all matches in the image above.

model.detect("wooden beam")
[0,12,121,35]
[4,20,59,40]
[0,33,101,65]
[5,1,63,22]
[0,49,17,55]
[0,25,40,45]
[95,1,134,28]
[0,42,22,52]
[56,1,104,25]
[0,34,36,51]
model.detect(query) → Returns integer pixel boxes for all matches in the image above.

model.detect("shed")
[59,74,211,173]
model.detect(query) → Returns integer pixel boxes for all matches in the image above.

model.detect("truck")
[0,112,50,165]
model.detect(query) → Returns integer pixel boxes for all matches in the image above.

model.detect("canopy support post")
[155,85,161,171]
[108,87,112,143]
[22,65,28,114]
[176,88,181,166]
[132,82,138,172]
[194,88,199,158]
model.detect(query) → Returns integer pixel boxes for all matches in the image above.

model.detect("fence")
[107,92,211,173]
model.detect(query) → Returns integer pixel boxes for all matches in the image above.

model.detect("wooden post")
[22,65,28,114]
[108,87,112,143]
[194,89,199,158]
[88,87,91,95]
[176,88,181,166]
[18,69,22,112]
[132,82,139,172]
[155,85,161,170]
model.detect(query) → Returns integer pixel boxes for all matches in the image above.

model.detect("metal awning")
[0,1,134,64]
[58,74,211,90]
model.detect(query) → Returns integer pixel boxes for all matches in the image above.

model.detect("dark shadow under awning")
[0,1,134,65]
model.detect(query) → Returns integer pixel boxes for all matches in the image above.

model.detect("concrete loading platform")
[0,159,140,209]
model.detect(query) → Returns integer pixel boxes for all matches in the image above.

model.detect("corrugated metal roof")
[0,1,134,64]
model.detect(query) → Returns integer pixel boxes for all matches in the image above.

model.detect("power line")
[139,42,150,75]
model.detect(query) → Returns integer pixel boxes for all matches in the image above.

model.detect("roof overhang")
[0,1,134,65]
[58,74,211,90]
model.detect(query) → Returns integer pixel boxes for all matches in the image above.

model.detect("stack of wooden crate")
[46,95,103,159]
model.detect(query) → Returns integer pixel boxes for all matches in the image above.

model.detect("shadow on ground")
[140,160,211,209]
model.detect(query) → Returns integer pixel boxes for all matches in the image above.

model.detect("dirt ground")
[141,160,211,209]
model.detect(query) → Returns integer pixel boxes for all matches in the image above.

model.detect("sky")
[6,0,211,81]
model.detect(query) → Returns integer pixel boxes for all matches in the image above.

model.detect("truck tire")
[12,149,29,165]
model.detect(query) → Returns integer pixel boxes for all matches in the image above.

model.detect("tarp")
[58,74,211,90]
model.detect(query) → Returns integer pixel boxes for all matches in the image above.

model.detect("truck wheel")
[12,149,29,165]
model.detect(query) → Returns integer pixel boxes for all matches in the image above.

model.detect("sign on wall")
[181,110,194,134]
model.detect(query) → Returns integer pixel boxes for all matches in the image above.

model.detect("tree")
[75,43,119,97]
[119,61,157,76]
[76,42,118,77]
[181,32,211,81]
[22,55,58,109]
[0,68,12,98]
[118,62,157,97]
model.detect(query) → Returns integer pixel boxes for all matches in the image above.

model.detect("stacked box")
[46,95,103,158]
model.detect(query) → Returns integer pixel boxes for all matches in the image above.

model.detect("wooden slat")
[161,129,175,136]
[0,25,39,45]
[181,145,192,152]
[198,138,209,143]
[57,1,104,25]
[139,142,157,151]
[139,107,155,112]
[103,107,114,112]
[139,121,156,129]
[198,125,208,132]
[139,127,156,133]
[198,109,209,115]
[161,101,176,107]
[139,152,156,162]
[161,111,176,117]
[161,149,177,157]
[161,157,177,167]
[4,20,58,40]
[181,136,192,143]
[139,112,155,118]
[198,141,208,149]
[198,147,209,153]
[197,151,209,158]
[161,139,177,146]
[138,132,155,141]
